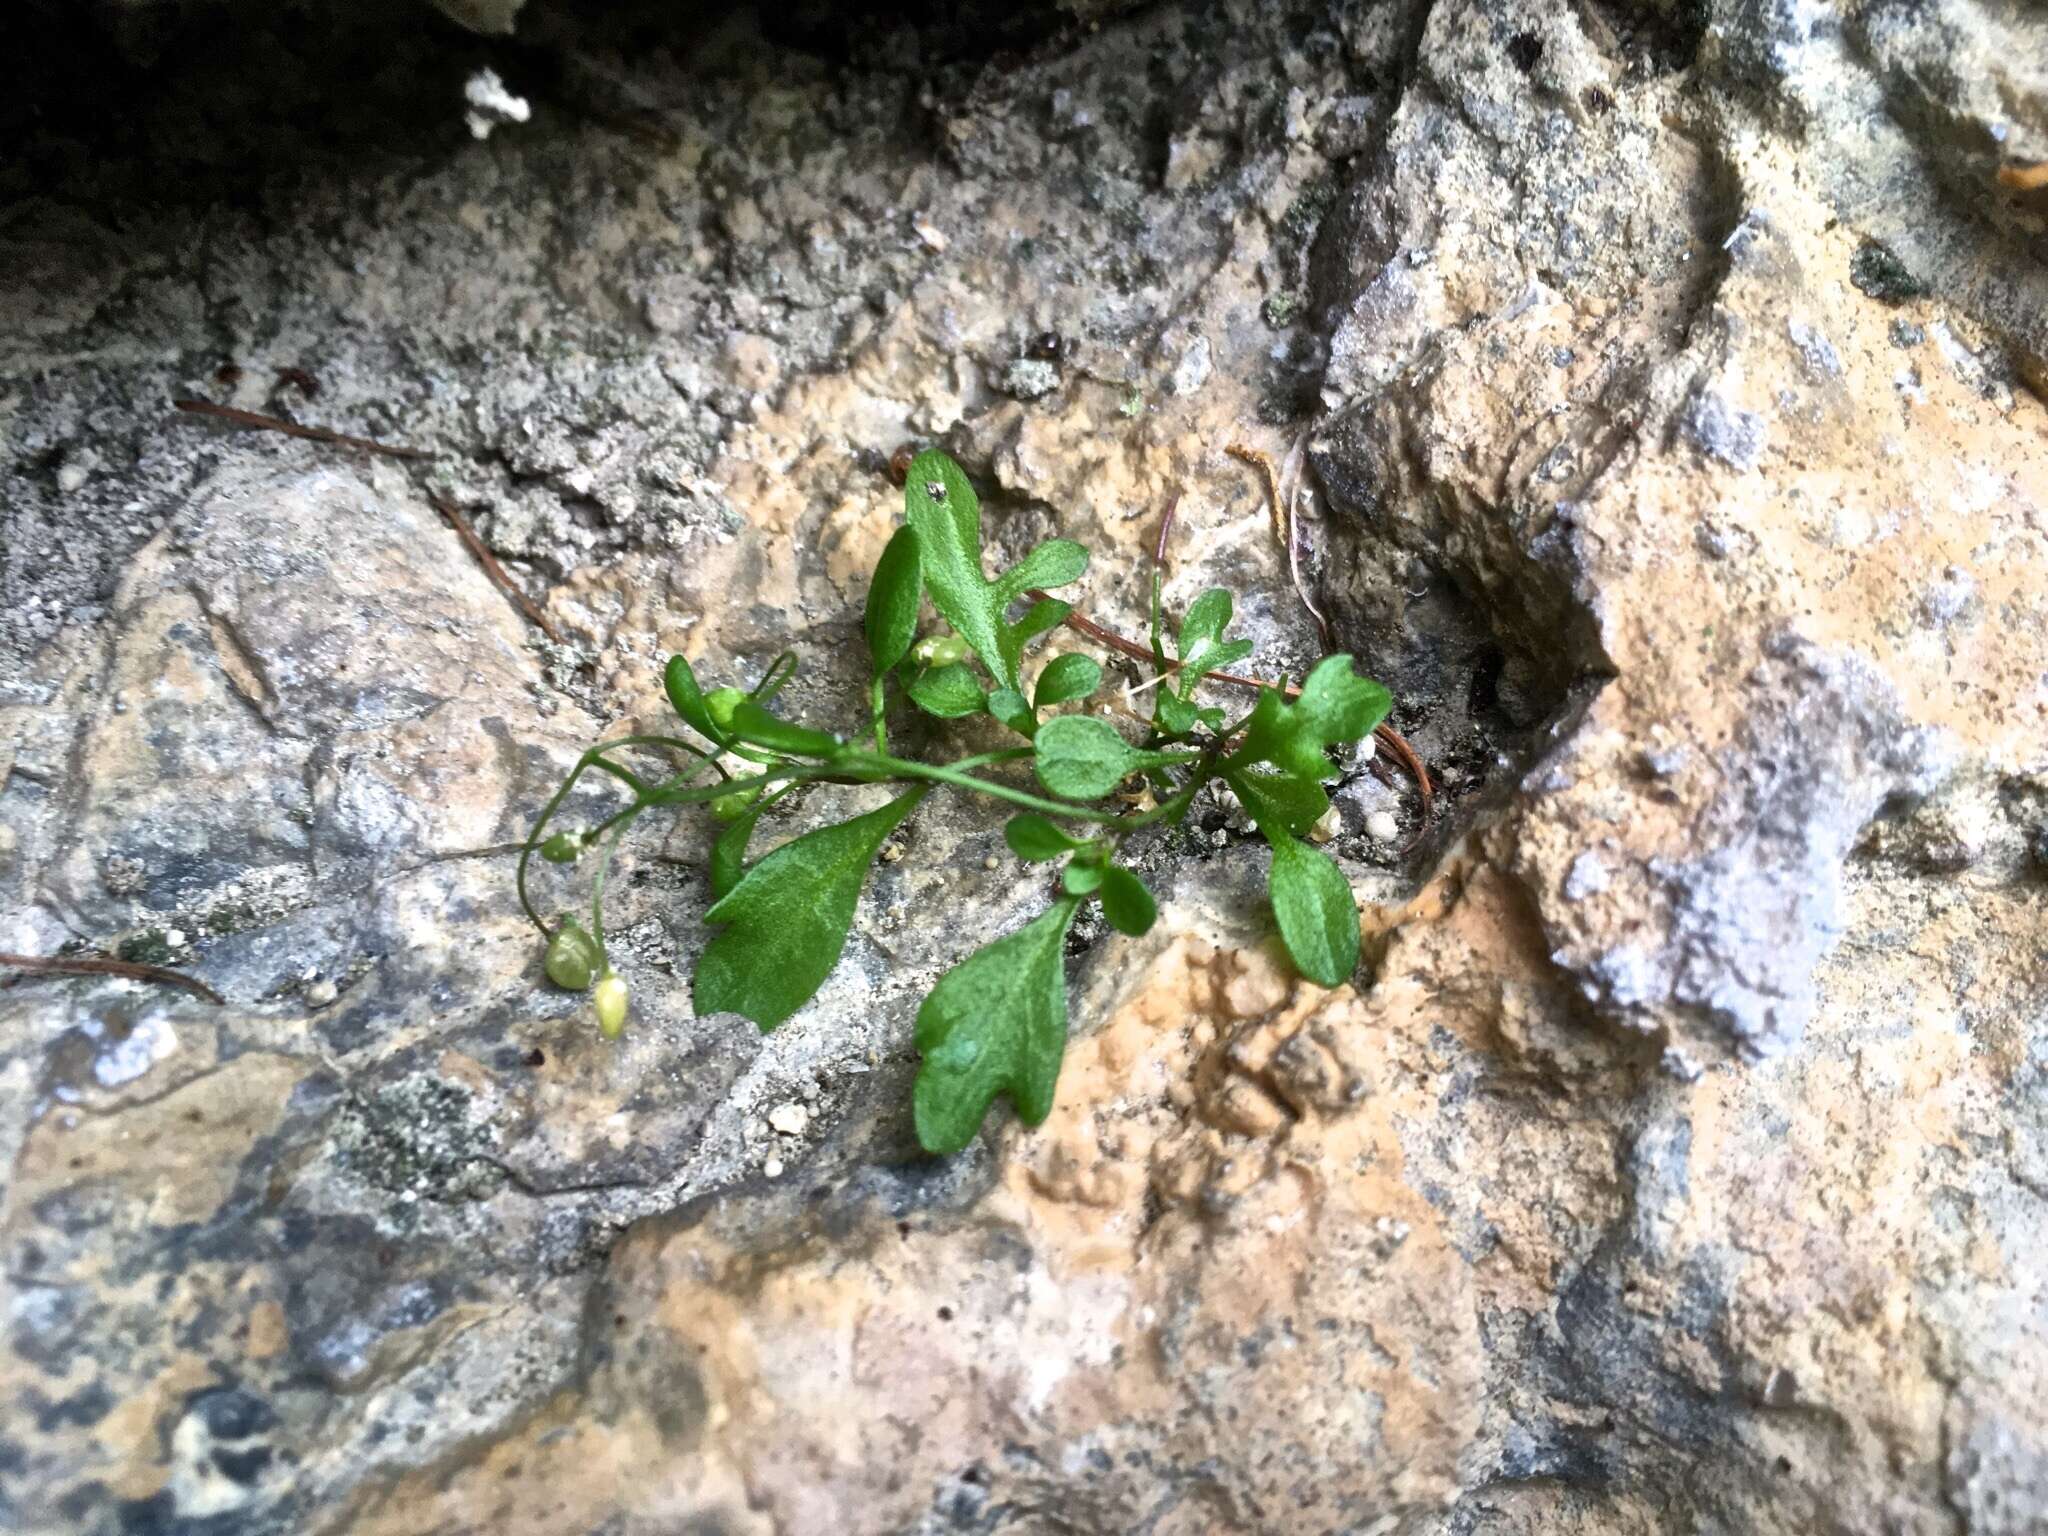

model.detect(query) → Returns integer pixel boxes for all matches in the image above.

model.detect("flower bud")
[544,921,599,990]
[710,788,759,823]
[704,687,747,729]
[593,972,628,1038]
[538,830,584,864]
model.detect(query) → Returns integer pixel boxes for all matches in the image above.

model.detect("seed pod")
[704,686,747,729]
[710,788,759,823]
[545,921,599,991]
[911,634,968,667]
[539,830,584,864]
[594,972,628,1038]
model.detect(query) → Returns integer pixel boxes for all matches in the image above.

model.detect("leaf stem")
[837,751,1132,825]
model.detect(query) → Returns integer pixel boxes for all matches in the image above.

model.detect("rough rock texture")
[3,1,2046,1533]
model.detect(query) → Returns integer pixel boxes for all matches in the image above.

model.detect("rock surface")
[2,1,2045,1533]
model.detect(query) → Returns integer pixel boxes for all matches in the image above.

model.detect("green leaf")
[1062,861,1104,895]
[694,790,924,1029]
[1225,768,1330,840]
[1267,833,1359,987]
[903,449,1088,690]
[1171,588,1254,696]
[992,539,1089,608]
[912,898,1080,1155]
[865,525,922,674]
[724,699,842,759]
[1033,716,1181,800]
[1098,865,1157,937]
[999,598,1073,684]
[1004,814,1080,861]
[1034,654,1102,709]
[664,655,730,747]
[1177,588,1233,657]
[1154,690,1201,737]
[709,798,767,900]
[987,686,1036,736]
[1226,655,1392,782]
[905,661,986,719]
[1178,638,1254,696]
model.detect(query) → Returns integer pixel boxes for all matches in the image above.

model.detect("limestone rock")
[2,1,2046,1533]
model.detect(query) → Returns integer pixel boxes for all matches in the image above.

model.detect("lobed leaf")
[1224,768,1330,841]
[694,789,925,1030]
[1033,716,1181,800]
[903,449,1087,690]
[1177,588,1233,657]
[912,897,1080,1154]
[1226,655,1391,782]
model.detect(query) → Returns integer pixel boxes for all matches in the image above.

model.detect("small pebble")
[305,979,339,1007]
[768,1103,810,1136]
[764,1157,785,1179]
[165,929,187,948]
[983,854,999,870]
[57,462,88,494]
[1365,811,1400,843]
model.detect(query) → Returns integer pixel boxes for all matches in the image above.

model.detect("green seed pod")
[544,921,599,991]
[593,972,628,1038]
[709,788,759,823]
[910,634,969,668]
[704,687,748,729]
[538,830,584,864]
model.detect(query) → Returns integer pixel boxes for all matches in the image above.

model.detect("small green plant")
[517,450,1391,1154]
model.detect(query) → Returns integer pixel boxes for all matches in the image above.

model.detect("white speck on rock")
[1169,334,1212,396]
[764,1157,784,1179]
[1564,851,1610,901]
[1001,358,1060,401]
[1364,810,1399,843]
[94,1017,178,1087]
[911,215,948,252]
[768,1103,811,1136]
[463,68,531,140]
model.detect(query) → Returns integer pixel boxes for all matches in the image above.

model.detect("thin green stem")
[587,814,631,974]
[517,737,740,937]
[870,675,888,754]
[836,750,1131,824]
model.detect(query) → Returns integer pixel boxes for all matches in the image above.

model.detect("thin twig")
[1153,491,1181,569]
[172,398,436,461]
[0,952,226,1006]
[1025,588,1433,830]
[1227,438,1333,650]
[426,490,565,643]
